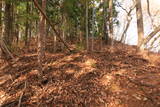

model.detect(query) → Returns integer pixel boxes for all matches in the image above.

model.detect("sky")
[115,0,160,50]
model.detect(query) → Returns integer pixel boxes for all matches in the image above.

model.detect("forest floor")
[0,41,160,107]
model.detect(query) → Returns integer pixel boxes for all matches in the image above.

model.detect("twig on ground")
[18,81,27,107]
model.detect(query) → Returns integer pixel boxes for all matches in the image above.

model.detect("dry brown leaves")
[0,43,160,107]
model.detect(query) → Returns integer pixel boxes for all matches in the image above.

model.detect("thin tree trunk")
[108,0,113,46]
[85,0,89,50]
[120,17,132,43]
[103,0,109,44]
[61,14,65,49]
[25,1,29,47]
[0,0,2,58]
[4,1,13,47]
[38,0,46,73]
[135,0,144,48]
[54,35,57,52]
[28,2,33,50]
[91,6,95,51]
[0,0,2,38]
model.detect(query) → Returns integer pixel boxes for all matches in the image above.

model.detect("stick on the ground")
[32,0,72,52]
[0,39,14,59]
[18,81,27,107]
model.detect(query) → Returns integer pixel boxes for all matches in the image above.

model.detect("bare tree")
[117,2,136,43]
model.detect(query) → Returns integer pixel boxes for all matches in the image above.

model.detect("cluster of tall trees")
[0,0,118,71]
[0,0,117,49]
[0,0,160,71]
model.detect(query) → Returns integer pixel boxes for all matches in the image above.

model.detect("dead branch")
[117,2,136,42]
[149,34,160,49]
[32,0,72,52]
[146,0,151,17]
[0,38,14,59]
[141,25,160,47]
[18,81,27,107]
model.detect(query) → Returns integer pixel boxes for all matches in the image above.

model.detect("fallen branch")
[18,81,27,107]
[32,0,72,52]
[0,39,14,59]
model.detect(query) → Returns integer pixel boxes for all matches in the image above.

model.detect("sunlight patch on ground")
[74,58,96,78]
[84,58,96,68]
[65,69,75,74]
[0,91,9,106]
[50,53,81,66]
[101,75,114,86]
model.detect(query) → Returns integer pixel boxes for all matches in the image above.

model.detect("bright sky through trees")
[116,0,160,51]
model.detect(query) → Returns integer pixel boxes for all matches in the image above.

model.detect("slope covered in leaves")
[0,43,160,107]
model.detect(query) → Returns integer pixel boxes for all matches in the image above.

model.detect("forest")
[0,0,160,106]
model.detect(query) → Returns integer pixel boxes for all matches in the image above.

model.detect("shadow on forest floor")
[0,43,160,107]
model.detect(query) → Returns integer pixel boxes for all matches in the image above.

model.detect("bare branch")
[141,25,160,47]
[117,1,136,42]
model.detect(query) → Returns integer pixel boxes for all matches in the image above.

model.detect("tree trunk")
[135,0,144,47]
[0,0,2,58]
[4,1,13,47]
[108,0,113,45]
[0,0,2,37]
[85,0,89,50]
[91,6,95,51]
[38,0,46,73]
[25,1,29,47]
[103,0,109,44]
[61,13,66,49]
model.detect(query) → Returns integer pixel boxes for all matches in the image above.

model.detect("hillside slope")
[0,43,160,107]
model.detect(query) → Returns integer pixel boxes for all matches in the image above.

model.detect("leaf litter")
[0,43,160,107]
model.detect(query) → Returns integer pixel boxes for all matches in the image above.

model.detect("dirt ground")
[0,43,160,107]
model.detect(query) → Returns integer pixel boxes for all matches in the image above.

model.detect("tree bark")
[38,0,46,72]
[25,1,29,47]
[4,1,13,47]
[0,0,2,37]
[108,0,113,45]
[0,0,2,58]
[91,7,95,51]
[103,0,109,44]
[135,0,144,47]
[85,0,89,50]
